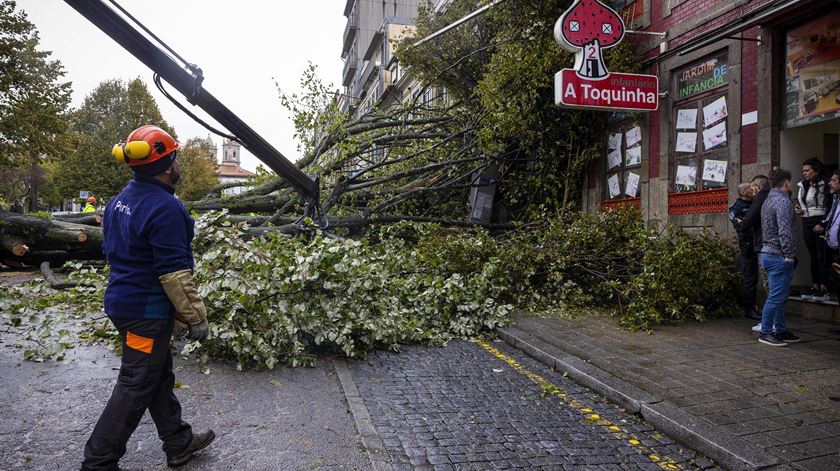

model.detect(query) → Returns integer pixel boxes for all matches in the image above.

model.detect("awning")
[676,0,815,56]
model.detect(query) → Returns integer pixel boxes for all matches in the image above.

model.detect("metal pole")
[625,30,667,38]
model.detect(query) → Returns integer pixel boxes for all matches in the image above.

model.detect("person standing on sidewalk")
[796,158,832,301]
[729,183,761,320]
[739,174,770,332]
[758,168,800,346]
[815,170,840,300]
[82,125,215,470]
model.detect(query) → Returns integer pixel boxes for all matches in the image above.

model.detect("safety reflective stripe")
[126,331,154,354]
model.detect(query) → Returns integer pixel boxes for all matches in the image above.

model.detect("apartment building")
[340,0,423,116]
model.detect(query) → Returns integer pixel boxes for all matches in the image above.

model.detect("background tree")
[0,0,72,211]
[53,78,173,203]
[176,137,219,201]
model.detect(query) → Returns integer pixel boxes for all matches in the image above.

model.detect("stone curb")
[332,358,392,471]
[496,326,782,471]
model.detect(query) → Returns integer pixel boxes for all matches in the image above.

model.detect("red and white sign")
[553,0,659,112]
[555,69,659,111]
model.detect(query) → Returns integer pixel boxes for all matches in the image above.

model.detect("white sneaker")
[751,323,761,332]
[812,291,831,302]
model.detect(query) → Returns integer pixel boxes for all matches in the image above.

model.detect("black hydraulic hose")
[153,74,242,145]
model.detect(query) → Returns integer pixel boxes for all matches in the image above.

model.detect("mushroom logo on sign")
[554,0,624,80]
[552,0,659,112]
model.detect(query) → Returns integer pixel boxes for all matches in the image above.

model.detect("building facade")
[582,0,840,290]
[341,0,424,117]
[209,136,255,195]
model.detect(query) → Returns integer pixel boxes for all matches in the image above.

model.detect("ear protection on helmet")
[112,125,179,166]
[113,141,152,163]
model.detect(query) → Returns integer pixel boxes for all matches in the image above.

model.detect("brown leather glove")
[159,269,208,327]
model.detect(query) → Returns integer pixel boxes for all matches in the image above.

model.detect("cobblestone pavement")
[348,340,718,471]
[0,329,370,470]
[509,314,840,471]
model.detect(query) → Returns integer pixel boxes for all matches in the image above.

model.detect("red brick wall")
[740,27,760,165]
[637,1,773,175]
[618,0,645,26]
[642,0,775,57]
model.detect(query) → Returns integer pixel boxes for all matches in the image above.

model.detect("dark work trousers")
[737,252,759,312]
[802,217,831,287]
[82,318,192,471]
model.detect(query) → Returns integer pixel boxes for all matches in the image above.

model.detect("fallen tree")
[0,211,103,265]
[52,212,102,226]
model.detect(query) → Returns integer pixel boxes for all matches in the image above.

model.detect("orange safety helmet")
[87,197,96,203]
[112,125,180,166]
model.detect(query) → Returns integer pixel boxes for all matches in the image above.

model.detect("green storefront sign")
[676,53,729,100]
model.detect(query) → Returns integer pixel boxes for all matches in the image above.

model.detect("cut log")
[1,235,29,257]
[2,249,105,267]
[53,213,102,226]
[0,211,103,265]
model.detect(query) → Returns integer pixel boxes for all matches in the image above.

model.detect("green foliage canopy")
[0,0,72,208]
[52,78,173,202]
[176,137,220,201]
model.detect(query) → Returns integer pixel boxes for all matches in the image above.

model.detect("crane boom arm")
[63,0,319,201]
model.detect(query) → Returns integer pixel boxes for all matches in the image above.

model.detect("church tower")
[222,138,241,165]
[204,134,217,161]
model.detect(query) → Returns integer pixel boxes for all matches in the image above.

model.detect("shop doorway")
[780,118,840,289]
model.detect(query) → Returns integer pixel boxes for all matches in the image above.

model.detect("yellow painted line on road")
[475,340,683,470]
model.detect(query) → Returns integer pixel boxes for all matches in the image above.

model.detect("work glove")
[173,319,189,339]
[187,318,209,342]
[160,269,210,342]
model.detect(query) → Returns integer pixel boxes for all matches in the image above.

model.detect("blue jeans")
[759,254,795,335]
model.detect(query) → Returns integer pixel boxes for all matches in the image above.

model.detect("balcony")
[341,5,359,58]
[342,57,358,87]
[342,24,357,58]
[358,60,380,92]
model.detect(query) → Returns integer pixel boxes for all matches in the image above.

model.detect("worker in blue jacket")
[82,125,214,470]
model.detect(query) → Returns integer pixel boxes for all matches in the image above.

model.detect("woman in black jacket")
[796,157,833,301]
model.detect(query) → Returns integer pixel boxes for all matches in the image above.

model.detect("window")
[422,87,434,105]
[784,11,840,128]
[670,52,730,193]
[671,93,728,192]
[605,121,643,200]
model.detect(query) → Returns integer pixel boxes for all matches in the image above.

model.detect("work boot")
[167,430,215,467]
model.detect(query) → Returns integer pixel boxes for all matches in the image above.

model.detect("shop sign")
[675,53,728,100]
[553,0,659,112]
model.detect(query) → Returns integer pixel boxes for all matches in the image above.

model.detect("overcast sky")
[18,0,347,172]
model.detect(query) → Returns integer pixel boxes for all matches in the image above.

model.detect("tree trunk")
[52,213,102,226]
[1,235,28,257]
[0,211,103,265]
